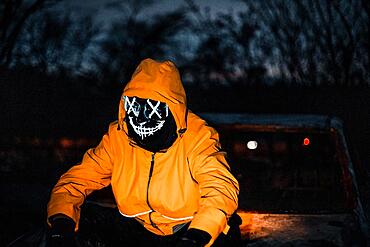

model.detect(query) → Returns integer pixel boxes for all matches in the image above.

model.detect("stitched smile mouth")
[129,117,165,139]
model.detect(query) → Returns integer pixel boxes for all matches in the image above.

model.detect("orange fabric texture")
[47,58,239,244]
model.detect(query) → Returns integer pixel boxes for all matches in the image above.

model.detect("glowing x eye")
[147,99,162,118]
[124,96,140,117]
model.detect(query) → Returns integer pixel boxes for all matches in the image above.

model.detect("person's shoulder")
[183,112,221,154]
[186,111,218,135]
[107,121,126,140]
[104,120,129,145]
[187,111,206,128]
[108,120,119,132]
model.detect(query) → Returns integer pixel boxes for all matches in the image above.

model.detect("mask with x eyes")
[124,96,177,152]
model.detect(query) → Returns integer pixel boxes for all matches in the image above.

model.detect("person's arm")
[186,125,239,245]
[47,122,116,230]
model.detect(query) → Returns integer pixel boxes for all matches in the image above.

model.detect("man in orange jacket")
[47,58,240,247]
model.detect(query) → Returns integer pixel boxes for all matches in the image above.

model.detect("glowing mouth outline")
[128,116,165,140]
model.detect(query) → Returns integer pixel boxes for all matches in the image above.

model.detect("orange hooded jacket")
[47,58,239,245]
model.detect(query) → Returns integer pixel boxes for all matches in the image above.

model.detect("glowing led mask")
[124,96,177,152]
[124,96,169,139]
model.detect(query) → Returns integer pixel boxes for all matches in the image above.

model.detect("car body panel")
[238,212,358,246]
[200,113,368,246]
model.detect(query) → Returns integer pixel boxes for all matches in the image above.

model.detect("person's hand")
[176,228,211,247]
[48,214,76,247]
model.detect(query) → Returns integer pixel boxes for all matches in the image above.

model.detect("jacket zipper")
[146,153,163,233]
[146,154,155,208]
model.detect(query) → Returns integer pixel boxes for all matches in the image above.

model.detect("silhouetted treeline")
[1,0,369,90]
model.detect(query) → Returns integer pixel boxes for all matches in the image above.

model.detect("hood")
[118,58,187,137]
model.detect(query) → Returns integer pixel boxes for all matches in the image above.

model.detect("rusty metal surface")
[238,211,359,246]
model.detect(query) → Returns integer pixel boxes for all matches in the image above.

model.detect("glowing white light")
[247,141,258,150]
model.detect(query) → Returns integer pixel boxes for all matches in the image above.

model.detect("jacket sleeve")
[47,124,116,229]
[187,124,239,243]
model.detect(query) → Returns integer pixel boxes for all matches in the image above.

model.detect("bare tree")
[12,9,99,76]
[89,1,187,95]
[240,0,368,87]
[359,0,370,82]
[183,0,264,88]
[0,0,47,68]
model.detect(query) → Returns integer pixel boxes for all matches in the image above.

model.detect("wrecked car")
[200,113,368,246]
[7,114,369,247]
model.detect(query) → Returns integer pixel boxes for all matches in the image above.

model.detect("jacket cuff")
[189,207,227,244]
[47,202,80,231]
